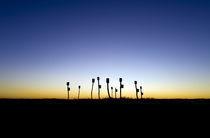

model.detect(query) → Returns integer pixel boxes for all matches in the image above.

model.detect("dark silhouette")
[119,78,124,99]
[91,79,95,99]
[97,77,102,99]
[115,88,118,99]
[1,99,210,105]
[111,87,113,98]
[78,85,81,100]
[106,78,112,99]
[140,86,143,99]
[134,81,140,99]
[66,82,70,100]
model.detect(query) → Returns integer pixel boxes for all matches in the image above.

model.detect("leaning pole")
[91,78,95,99]
[106,78,112,99]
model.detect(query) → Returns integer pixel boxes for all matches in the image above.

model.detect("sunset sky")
[0,0,210,99]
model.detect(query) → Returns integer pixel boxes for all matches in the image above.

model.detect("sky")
[0,0,210,99]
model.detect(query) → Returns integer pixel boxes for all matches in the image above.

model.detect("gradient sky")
[0,0,210,99]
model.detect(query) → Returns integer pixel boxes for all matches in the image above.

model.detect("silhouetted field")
[0,98,210,105]
[1,98,209,120]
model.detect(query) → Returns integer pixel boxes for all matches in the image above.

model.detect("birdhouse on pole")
[66,82,70,100]
[140,86,143,99]
[78,85,81,100]
[106,78,112,99]
[111,87,113,98]
[97,77,102,99]
[134,81,140,99]
[91,78,95,99]
[119,78,124,99]
[115,88,118,99]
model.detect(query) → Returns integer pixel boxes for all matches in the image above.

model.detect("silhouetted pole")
[91,79,95,99]
[66,82,70,100]
[140,86,143,99]
[134,81,140,100]
[115,88,118,99]
[78,85,81,100]
[106,78,112,99]
[119,78,124,99]
[97,77,102,99]
[111,87,113,98]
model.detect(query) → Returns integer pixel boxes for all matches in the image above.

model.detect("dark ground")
[1,98,209,124]
[0,98,210,105]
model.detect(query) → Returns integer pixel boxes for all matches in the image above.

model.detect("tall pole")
[66,82,70,100]
[97,77,101,99]
[106,78,111,99]
[134,81,139,100]
[78,85,81,100]
[119,78,124,99]
[91,79,95,99]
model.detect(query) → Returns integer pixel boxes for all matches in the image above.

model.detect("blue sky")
[0,0,210,98]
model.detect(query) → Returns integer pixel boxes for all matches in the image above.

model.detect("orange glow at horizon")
[1,82,209,99]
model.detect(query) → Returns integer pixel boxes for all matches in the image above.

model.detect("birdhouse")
[106,78,109,83]
[97,77,100,80]
[134,81,137,85]
[121,84,124,88]
[67,82,70,86]
[119,78,122,82]
[99,85,101,89]
[92,79,95,83]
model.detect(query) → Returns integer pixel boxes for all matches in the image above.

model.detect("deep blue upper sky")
[0,0,210,98]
